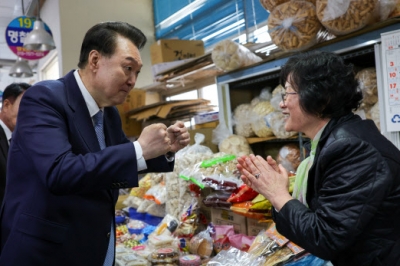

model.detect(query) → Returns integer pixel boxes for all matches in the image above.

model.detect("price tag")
[5,16,52,60]
[381,29,400,132]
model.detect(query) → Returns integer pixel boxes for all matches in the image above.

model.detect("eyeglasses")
[281,92,298,103]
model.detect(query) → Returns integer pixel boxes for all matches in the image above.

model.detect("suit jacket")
[0,125,8,208]
[273,114,400,265]
[0,70,174,265]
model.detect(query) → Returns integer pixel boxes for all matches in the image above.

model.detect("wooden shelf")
[246,134,306,144]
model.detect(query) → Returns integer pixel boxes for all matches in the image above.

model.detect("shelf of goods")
[216,18,400,152]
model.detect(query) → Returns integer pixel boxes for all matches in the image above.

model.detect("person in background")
[0,21,190,266]
[0,82,30,207]
[237,51,400,265]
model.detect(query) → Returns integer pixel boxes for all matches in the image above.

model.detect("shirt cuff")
[133,141,147,171]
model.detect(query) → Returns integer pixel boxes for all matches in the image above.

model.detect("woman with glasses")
[237,50,400,265]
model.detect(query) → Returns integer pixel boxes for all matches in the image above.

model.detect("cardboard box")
[150,39,205,65]
[128,99,211,121]
[211,208,247,235]
[194,121,219,129]
[116,104,143,137]
[194,111,219,125]
[246,217,273,236]
[151,59,193,79]
[123,89,146,113]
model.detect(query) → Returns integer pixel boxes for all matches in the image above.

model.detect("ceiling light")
[23,18,55,51]
[9,57,33,78]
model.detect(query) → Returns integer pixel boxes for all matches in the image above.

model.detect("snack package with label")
[212,225,235,253]
[212,39,262,72]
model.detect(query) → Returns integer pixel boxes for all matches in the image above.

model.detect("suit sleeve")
[15,84,144,194]
[272,137,391,260]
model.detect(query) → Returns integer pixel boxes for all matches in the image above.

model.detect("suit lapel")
[0,126,8,161]
[63,71,101,152]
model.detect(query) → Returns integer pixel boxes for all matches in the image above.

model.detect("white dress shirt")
[0,119,12,145]
[73,70,147,171]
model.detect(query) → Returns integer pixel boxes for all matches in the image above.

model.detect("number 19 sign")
[5,16,53,60]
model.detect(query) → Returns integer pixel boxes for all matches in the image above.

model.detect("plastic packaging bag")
[233,103,256,137]
[189,227,214,258]
[276,143,301,173]
[202,190,232,209]
[212,39,262,71]
[166,133,214,219]
[268,1,322,51]
[207,246,265,266]
[143,182,167,204]
[227,184,259,203]
[316,0,377,35]
[213,123,253,156]
[251,100,275,137]
[356,67,378,105]
[265,111,298,139]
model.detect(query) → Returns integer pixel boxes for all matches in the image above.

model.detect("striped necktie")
[93,111,114,265]
[93,110,106,150]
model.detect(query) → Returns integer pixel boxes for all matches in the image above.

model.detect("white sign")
[381,29,400,132]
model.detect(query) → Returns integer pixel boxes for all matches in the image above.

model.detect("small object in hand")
[254,173,261,179]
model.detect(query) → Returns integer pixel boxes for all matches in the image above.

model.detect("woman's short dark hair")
[280,50,362,118]
[2,82,31,105]
[78,21,147,68]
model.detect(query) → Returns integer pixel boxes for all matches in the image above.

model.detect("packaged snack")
[212,225,235,253]
[212,39,262,71]
[316,0,377,35]
[268,1,322,51]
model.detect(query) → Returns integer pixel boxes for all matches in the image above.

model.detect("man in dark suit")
[0,82,30,207]
[0,22,190,265]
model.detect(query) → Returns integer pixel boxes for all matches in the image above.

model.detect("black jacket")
[273,113,400,265]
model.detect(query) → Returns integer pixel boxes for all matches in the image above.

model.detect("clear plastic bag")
[207,246,265,266]
[251,101,275,137]
[182,153,242,191]
[212,39,262,72]
[233,103,255,137]
[213,123,253,156]
[356,67,378,105]
[166,133,214,219]
[276,143,301,173]
[268,1,323,51]
[265,111,297,139]
[316,0,377,35]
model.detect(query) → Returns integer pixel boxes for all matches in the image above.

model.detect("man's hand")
[167,121,190,152]
[137,123,171,160]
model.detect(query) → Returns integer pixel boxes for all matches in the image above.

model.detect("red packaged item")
[228,234,256,252]
[212,225,235,253]
[227,184,259,203]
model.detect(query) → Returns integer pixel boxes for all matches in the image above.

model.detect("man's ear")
[88,50,101,72]
[1,99,11,111]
